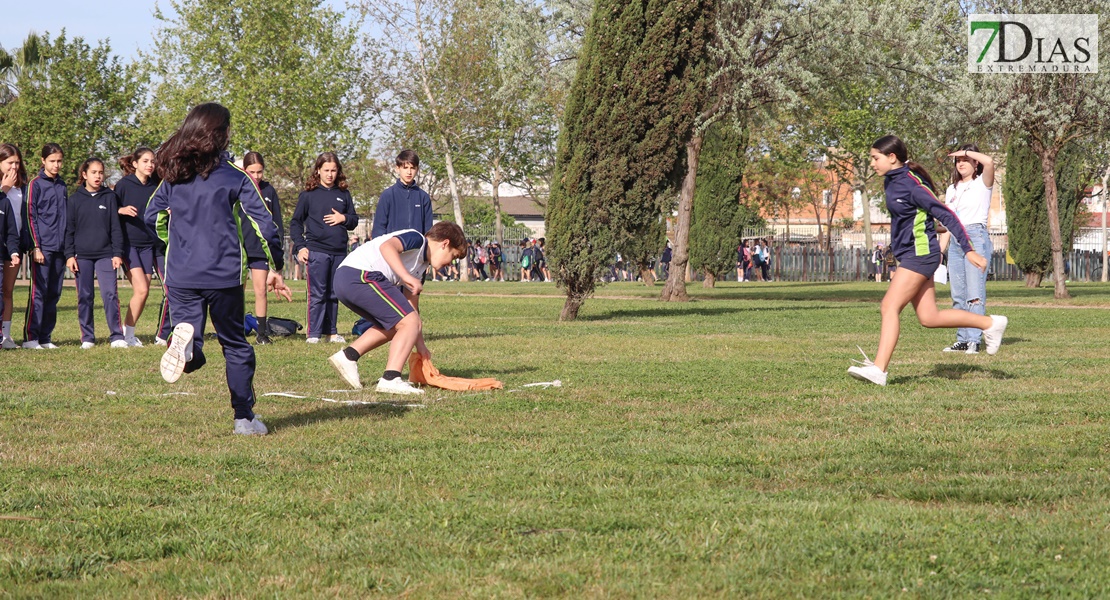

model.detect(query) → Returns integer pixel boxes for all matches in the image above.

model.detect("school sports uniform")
[25,170,68,344]
[117,172,173,340]
[289,185,357,338]
[145,155,284,421]
[883,165,973,277]
[335,229,427,331]
[66,185,125,343]
[241,180,283,271]
[0,190,19,261]
[371,179,432,238]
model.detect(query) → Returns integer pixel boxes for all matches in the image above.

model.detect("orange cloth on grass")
[408,353,503,391]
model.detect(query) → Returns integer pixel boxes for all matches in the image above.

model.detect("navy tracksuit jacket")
[371,179,432,238]
[240,180,283,261]
[289,185,357,337]
[66,186,125,342]
[883,166,973,261]
[24,170,68,343]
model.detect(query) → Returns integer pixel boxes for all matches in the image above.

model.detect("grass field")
[2,279,1110,598]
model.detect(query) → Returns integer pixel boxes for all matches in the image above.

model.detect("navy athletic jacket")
[239,180,283,261]
[883,166,973,260]
[289,185,357,255]
[145,156,285,289]
[115,173,161,249]
[371,179,432,238]
[26,170,68,253]
[0,194,19,258]
[65,186,124,261]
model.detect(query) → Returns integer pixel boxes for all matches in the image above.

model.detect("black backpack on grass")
[267,317,303,336]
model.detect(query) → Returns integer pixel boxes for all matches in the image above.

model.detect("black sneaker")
[942,341,970,353]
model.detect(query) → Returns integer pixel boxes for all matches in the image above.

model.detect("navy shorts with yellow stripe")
[335,266,414,332]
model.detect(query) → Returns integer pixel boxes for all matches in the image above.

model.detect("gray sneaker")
[233,416,269,436]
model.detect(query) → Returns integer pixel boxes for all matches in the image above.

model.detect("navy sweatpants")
[25,250,65,343]
[154,253,173,340]
[75,257,124,343]
[166,285,257,420]
[306,251,342,337]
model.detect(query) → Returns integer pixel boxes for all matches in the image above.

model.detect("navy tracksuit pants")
[166,285,256,420]
[24,250,65,343]
[75,257,124,343]
[154,253,173,340]
[306,251,342,337]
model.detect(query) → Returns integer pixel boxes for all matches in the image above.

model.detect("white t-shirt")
[6,187,23,234]
[339,229,427,286]
[944,176,991,227]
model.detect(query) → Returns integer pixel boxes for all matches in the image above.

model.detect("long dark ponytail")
[872,135,937,194]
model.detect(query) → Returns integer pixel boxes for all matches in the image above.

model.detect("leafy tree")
[0,32,144,180]
[1003,135,1086,287]
[0,34,44,105]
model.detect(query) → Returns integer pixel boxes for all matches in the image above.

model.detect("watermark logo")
[969,14,1098,73]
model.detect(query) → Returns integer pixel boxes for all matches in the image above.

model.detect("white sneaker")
[154,337,168,347]
[847,346,887,386]
[22,340,42,350]
[125,336,143,348]
[328,334,346,344]
[81,341,96,350]
[374,376,425,395]
[306,337,321,344]
[40,342,58,349]
[160,323,195,383]
[982,315,1008,355]
[328,350,362,389]
[1,336,17,349]
[110,339,129,348]
[233,416,268,436]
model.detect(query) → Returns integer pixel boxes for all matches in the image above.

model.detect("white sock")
[124,325,135,338]
[2,321,9,338]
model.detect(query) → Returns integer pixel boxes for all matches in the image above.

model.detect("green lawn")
[2,280,1109,598]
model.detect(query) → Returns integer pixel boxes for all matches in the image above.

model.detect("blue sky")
[2,0,172,58]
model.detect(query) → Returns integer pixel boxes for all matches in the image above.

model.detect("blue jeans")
[948,224,991,344]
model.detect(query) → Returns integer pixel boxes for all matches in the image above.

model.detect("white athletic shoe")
[110,339,129,349]
[160,323,195,383]
[982,315,1008,355]
[328,350,363,389]
[374,376,425,396]
[154,337,168,347]
[125,336,143,348]
[21,340,42,350]
[328,334,346,344]
[233,416,268,436]
[1,336,17,349]
[80,341,96,350]
[306,337,321,344]
[847,346,887,386]
[39,342,58,349]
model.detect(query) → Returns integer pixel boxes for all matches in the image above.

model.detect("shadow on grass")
[924,362,1017,381]
[438,365,539,378]
[582,304,836,321]
[424,332,506,342]
[268,403,411,431]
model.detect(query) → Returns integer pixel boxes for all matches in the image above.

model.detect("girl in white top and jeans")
[942,144,995,354]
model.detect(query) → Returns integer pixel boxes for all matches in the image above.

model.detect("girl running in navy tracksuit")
[848,136,1008,387]
[289,152,357,344]
[65,158,126,349]
[240,151,283,345]
[24,143,67,350]
[116,146,168,346]
[145,103,291,436]
[0,143,27,349]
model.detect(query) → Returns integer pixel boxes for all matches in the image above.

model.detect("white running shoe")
[306,337,321,344]
[154,337,168,347]
[328,350,363,389]
[328,334,346,344]
[81,341,96,350]
[233,416,268,436]
[40,342,58,349]
[847,346,888,386]
[110,339,129,348]
[982,315,1008,355]
[1,336,17,349]
[125,336,143,348]
[160,323,195,383]
[22,340,42,350]
[374,376,425,395]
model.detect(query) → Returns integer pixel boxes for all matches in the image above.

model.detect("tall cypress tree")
[546,0,714,320]
[689,121,762,286]
[1004,135,1085,287]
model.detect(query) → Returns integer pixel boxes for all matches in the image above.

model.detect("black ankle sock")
[343,346,361,361]
[382,369,402,381]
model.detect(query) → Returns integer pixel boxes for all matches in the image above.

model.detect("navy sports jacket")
[27,170,68,253]
[115,173,161,249]
[289,185,357,255]
[66,186,124,261]
[0,195,19,258]
[883,166,973,260]
[371,179,432,238]
[239,180,283,261]
[145,157,285,288]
